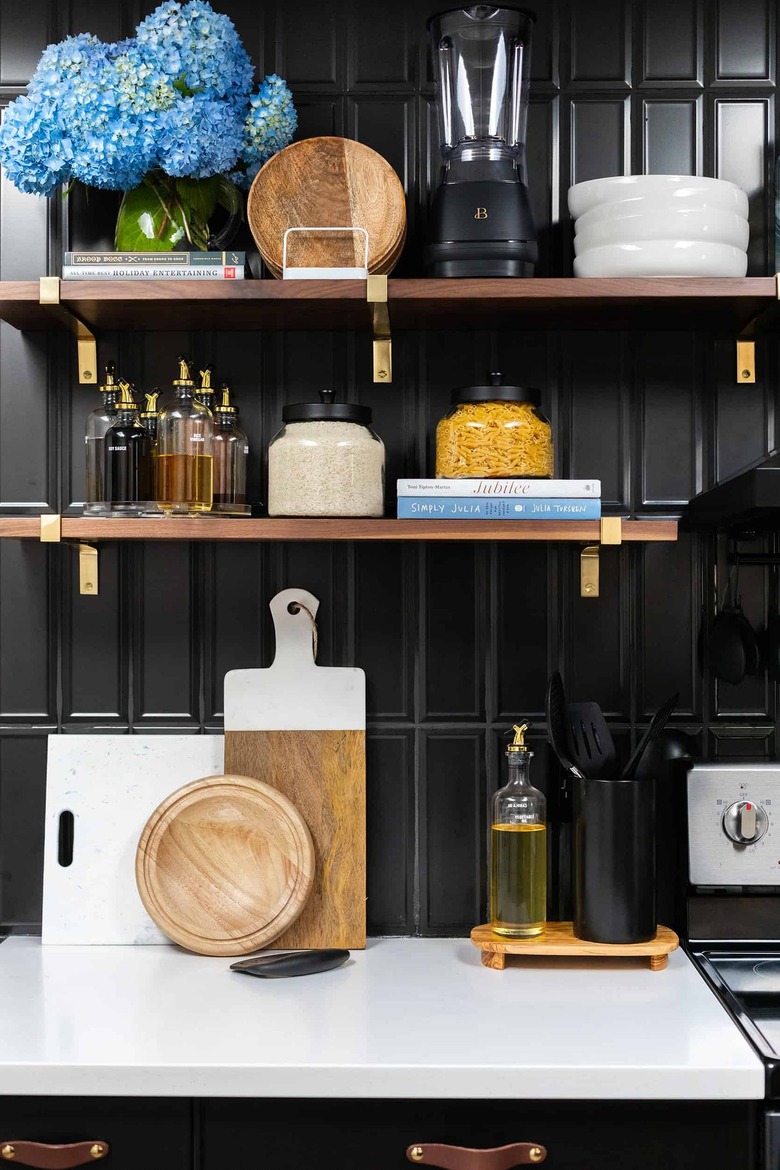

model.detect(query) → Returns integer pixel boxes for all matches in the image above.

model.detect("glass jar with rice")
[268,390,385,517]
[435,372,553,480]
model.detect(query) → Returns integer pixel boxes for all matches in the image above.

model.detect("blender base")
[425,180,538,278]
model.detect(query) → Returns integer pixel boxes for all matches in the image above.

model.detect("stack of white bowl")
[568,176,750,277]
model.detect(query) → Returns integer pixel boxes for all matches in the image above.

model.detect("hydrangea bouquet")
[0,1,297,250]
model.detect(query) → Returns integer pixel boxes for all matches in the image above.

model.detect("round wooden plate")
[136,774,314,956]
[248,136,407,277]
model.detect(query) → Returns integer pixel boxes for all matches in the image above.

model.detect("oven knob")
[722,800,768,844]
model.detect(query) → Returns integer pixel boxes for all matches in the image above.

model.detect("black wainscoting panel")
[1,0,780,935]
[641,0,701,85]
[0,736,48,930]
[420,730,484,934]
[366,731,415,933]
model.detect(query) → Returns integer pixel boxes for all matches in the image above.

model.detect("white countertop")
[0,936,764,1100]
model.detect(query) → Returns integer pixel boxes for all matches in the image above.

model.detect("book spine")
[63,251,245,265]
[62,266,244,279]
[396,478,601,499]
[396,498,602,520]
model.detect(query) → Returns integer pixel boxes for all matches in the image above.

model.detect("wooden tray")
[471,922,679,971]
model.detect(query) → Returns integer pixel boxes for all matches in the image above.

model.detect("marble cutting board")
[43,734,223,945]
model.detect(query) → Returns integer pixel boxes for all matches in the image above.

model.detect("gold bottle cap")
[99,361,117,393]
[116,380,139,410]
[173,356,194,387]
[140,390,159,419]
[215,382,237,414]
[506,723,530,753]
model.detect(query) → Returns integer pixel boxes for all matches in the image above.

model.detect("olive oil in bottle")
[489,723,547,937]
[156,357,214,514]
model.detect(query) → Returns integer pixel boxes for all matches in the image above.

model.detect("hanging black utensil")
[546,672,584,779]
[709,561,761,684]
[565,701,617,780]
[621,692,679,782]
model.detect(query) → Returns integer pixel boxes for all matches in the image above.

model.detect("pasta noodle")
[435,399,553,479]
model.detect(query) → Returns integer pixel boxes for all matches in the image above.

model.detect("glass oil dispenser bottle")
[194,364,216,414]
[489,723,547,937]
[103,381,151,514]
[213,383,249,515]
[84,361,120,515]
[156,357,214,514]
[140,390,160,505]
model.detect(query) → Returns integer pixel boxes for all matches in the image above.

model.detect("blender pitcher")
[425,5,538,278]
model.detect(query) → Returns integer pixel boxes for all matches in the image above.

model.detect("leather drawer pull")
[0,1142,110,1168]
[407,1143,547,1169]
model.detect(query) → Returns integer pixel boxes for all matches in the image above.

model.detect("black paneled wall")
[1,0,779,935]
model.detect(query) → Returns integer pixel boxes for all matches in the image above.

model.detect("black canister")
[574,776,656,943]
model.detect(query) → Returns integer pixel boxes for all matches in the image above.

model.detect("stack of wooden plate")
[248,136,407,278]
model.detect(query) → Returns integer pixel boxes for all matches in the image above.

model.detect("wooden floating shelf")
[471,922,680,972]
[0,278,774,333]
[0,516,678,542]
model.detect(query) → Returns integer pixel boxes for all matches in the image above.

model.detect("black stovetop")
[692,946,780,1098]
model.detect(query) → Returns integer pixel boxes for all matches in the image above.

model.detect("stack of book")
[62,251,246,280]
[396,478,602,520]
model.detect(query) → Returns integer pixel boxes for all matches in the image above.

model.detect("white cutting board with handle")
[43,734,223,944]
[223,588,367,948]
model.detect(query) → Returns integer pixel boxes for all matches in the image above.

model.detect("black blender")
[425,5,538,278]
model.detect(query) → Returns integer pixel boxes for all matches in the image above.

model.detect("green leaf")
[114,183,187,251]
[175,176,219,224]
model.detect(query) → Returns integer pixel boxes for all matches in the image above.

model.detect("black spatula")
[621,692,679,782]
[565,701,617,779]
[546,672,584,779]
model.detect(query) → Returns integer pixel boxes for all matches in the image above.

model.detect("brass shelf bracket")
[39,514,99,595]
[580,518,623,599]
[367,274,391,384]
[39,277,98,385]
[737,338,755,384]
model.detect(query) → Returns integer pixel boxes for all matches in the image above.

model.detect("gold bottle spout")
[198,364,214,391]
[141,390,159,419]
[506,722,530,753]
[215,382,237,414]
[173,356,194,386]
[99,361,117,392]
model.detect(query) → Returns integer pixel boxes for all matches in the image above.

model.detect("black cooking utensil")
[621,692,679,781]
[229,949,350,978]
[546,672,584,779]
[565,701,617,780]
[633,730,695,783]
[709,562,761,684]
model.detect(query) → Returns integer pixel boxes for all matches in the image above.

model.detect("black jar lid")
[282,389,372,424]
[451,372,542,406]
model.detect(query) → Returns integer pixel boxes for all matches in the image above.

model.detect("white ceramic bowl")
[568,175,749,220]
[573,239,748,278]
[574,208,749,255]
[574,196,749,232]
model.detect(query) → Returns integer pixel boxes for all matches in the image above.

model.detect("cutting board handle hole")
[57,810,74,867]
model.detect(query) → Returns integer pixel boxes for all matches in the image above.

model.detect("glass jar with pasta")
[435,373,553,480]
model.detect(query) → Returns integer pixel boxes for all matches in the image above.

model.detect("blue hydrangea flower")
[136,0,253,100]
[156,93,244,178]
[236,74,298,187]
[0,2,295,197]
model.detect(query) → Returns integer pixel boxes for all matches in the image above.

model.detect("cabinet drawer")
[0,1099,191,1170]
[202,1098,755,1170]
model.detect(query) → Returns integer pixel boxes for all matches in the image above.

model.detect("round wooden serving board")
[136,774,314,956]
[248,136,407,276]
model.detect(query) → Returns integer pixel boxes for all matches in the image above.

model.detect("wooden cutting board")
[224,588,366,949]
[247,136,406,276]
[136,774,315,956]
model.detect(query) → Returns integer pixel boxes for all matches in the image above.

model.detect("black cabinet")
[0,1099,191,1170]
[201,1098,757,1170]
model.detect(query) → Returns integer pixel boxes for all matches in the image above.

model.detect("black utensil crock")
[574,775,656,944]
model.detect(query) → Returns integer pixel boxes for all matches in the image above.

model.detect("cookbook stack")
[396,478,601,520]
[62,250,246,279]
